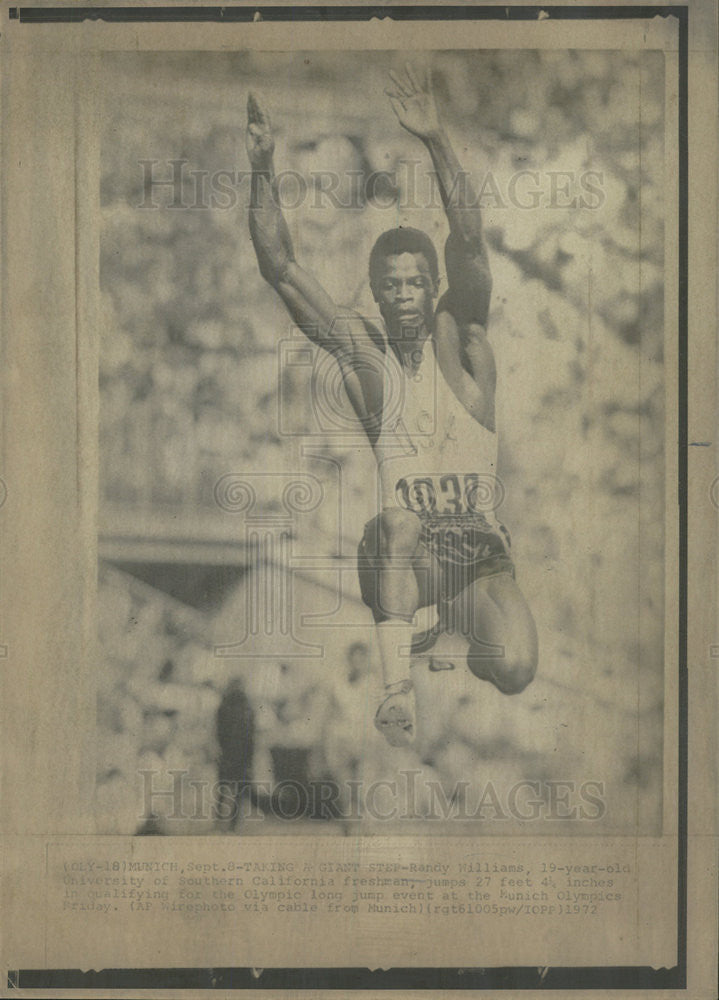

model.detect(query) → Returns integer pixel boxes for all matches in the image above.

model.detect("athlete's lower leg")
[362,509,428,746]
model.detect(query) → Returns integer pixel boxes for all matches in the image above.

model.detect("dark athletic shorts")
[358,509,515,622]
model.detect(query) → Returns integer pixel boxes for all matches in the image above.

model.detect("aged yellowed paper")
[1,1,716,996]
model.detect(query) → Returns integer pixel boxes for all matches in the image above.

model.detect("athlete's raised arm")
[386,65,492,328]
[387,65,496,430]
[247,92,371,358]
[246,92,388,435]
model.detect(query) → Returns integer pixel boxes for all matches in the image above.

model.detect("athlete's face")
[373,252,437,340]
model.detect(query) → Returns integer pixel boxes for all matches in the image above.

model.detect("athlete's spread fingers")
[388,97,407,121]
[405,62,423,93]
[385,91,406,115]
[388,69,411,97]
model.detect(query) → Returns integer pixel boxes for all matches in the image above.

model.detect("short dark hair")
[368,227,439,291]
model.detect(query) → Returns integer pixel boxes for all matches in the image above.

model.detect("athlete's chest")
[377,343,461,436]
[353,318,486,446]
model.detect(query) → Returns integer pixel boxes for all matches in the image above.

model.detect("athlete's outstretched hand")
[386,63,441,141]
[246,91,275,169]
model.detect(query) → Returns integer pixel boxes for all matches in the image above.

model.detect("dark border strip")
[6,3,689,992]
[10,964,684,991]
[676,4,689,990]
[8,4,685,22]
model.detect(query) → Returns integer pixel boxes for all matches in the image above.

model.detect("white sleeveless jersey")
[372,339,500,522]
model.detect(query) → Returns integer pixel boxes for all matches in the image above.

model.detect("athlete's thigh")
[453,571,537,662]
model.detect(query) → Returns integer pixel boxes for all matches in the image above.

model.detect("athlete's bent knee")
[492,656,536,695]
[377,508,423,557]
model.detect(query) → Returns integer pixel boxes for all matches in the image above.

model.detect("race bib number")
[395,474,499,516]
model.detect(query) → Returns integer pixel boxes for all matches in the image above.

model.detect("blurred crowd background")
[97,48,667,835]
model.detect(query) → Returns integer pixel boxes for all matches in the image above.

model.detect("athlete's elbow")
[256,259,277,286]
[476,263,492,302]
[324,322,355,361]
[256,251,292,289]
[471,271,492,327]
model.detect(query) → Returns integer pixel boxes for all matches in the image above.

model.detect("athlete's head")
[369,227,439,339]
